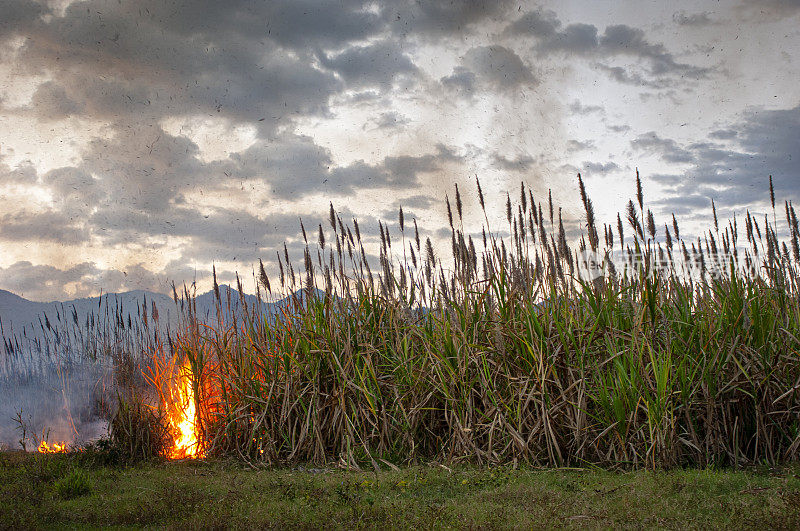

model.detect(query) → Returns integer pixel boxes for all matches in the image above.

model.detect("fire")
[38,441,67,453]
[168,359,204,459]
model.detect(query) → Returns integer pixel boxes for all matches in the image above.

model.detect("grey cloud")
[87,205,308,267]
[434,227,452,239]
[2,128,320,253]
[4,125,227,245]
[0,202,385,298]
[88,206,291,247]
[387,0,514,37]
[450,46,536,93]
[325,146,460,196]
[231,137,461,199]
[320,40,418,90]
[0,159,38,184]
[600,25,708,78]
[440,67,476,93]
[29,81,84,120]
[260,1,384,49]
[0,0,47,38]
[7,1,343,134]
[600,24,672,59]
[581,161,620,175]
[607,124,632,133]
[346,90,384,105]
[383,153,439,180]
[99,263,190,295]
[638,90,682,105]
[567,139,595,153]
[0,210,88,244]
[651,193,713,216]
[325,161,407,196]
[19,1,383,57]
[508,12,709,83]
[672,10,714,26]
[631,132,695,163]
[735,107,800,171]
[539,23,599,55]
[569,100,604,115]
[433,144,465,163]
[396,194,435,210]
[78,123,208,213]
[492,153,536,171]
[0,261,98,301]
[739,0,800,17]
[42,167,103,211]
[505,9,561,39]
[226,135,332,199]
[229,134,330,187]
[372,111,409,130]
[62,48,338,133]
[595,63,668,89]
[0,0,478,264]
[102,0,383,49]
[709,129,738,140]
[636,105,800,212]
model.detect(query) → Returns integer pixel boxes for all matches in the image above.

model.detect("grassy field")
[2,451,799,529]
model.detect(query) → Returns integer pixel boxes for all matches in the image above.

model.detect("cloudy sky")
[0,0,798,301]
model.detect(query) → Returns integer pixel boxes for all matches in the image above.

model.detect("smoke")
[0,292,169,450]
[0,361,110,450]
[0,285,275,450]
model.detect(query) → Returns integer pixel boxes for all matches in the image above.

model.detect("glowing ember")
[168,359,204,459]
[38,441,67,453]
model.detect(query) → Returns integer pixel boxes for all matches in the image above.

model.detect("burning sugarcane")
[167,358,204,459]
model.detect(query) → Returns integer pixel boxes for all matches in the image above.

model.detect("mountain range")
[0,285,287,345]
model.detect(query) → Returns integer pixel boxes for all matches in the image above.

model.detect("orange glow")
[38,441,67,453]
[148,318,294,460]
[167,359,204,459]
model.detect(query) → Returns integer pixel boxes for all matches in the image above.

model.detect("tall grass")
[143,172,800,469]
[81,173,800,467]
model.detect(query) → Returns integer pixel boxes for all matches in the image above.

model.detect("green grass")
[2,451,799,529]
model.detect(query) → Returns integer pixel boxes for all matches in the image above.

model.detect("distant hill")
[0,285,297,346]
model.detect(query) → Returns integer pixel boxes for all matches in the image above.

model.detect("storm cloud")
[634,105,800,216]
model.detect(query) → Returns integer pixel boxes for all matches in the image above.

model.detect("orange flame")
[168,359,204,459]
[38,441,67,453]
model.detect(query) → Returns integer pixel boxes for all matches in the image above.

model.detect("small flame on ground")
[168,359,204,459]
[38,441,67,453]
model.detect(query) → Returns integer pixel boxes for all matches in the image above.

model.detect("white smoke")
[0,362,110,450]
